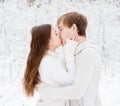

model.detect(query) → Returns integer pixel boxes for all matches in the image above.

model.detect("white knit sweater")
[36,49,76,106]
[37,41,102,106]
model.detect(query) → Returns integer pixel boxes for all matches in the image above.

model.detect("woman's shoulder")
[41,55,57,64]
[40,54,60,70]
[39,54,63,75]
[39,55,53,74]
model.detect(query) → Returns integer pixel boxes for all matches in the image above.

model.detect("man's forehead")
[58,21,63,27]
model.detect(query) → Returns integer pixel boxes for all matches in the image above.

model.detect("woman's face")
[48,27,61,50]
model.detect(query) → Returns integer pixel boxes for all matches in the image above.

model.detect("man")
[37,12,102,106]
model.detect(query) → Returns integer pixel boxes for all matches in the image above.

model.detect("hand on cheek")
[60,34,66,45]
[71,30,78,41]
[61,38,66,46]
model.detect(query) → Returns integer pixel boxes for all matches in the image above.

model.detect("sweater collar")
[75,40,96,55]
[46,50,58,58]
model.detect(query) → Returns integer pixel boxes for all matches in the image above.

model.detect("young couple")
[23,12,102,106]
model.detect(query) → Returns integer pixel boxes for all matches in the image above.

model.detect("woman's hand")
[63,39,78,62]
[35,80,41,91]
[70,29,78,42]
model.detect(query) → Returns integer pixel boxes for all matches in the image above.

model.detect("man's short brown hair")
[57,12,88,36]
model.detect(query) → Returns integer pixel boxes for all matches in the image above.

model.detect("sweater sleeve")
[37,48,100,99]
[40,56,76,86]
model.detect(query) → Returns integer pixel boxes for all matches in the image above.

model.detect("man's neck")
[77,36,86,45]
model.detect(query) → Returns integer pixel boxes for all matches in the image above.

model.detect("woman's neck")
[48,46,56,51]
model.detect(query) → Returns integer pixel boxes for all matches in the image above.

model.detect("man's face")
[58,21,74,45]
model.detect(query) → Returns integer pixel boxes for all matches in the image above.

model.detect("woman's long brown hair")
[23,24,51,96]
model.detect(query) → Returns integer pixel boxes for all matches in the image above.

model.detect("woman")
[23,24,77,106]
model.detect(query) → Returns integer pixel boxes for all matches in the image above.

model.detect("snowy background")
[0,0,120,106]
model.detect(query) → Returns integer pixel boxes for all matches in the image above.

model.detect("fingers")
[62,39,66,46]
[71,34,77,42]
[70,30,78,41]
[73,35,77,41]
[35,81,42,91]
[35,84,39,90]
[60,34,66,45]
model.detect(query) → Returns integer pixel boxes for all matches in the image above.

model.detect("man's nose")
[57,31,61,37]
[60,33,64,39]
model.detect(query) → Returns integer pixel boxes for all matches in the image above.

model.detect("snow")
[0,0,120,106]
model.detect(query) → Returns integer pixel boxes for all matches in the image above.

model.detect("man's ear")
[72,24,77,31]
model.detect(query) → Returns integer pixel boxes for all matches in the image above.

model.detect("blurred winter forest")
[0,0,120,106]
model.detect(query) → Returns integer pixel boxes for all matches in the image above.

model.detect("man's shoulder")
[83,47,97,53]
[77,47,98,56]
[75,46,98,56]
[75,40,101,56]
